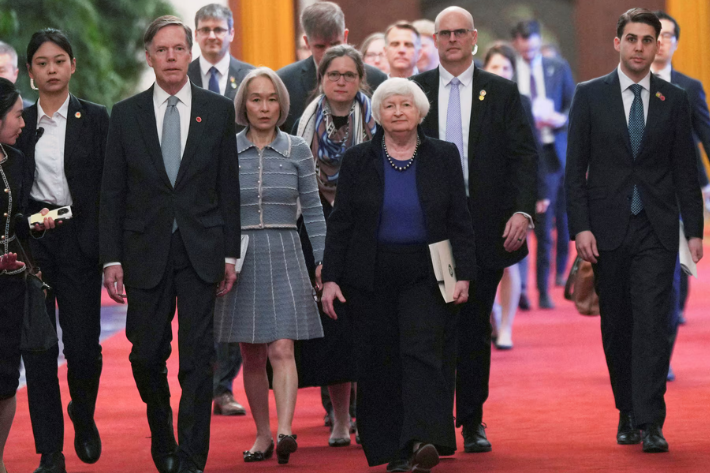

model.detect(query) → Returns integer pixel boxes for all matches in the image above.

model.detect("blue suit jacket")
[670,69,710,187]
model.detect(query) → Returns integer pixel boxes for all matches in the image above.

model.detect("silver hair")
[371,78,430,124]
[0,41,18,68]
[301,2,345,41]
[234,67,290,128]
[434,6,474,31]
[195,3,234,30]
[144,15,193,51]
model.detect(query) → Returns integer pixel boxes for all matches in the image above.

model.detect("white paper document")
[236,235,249,273]
[678,221,697,278]
[429,239,457,303]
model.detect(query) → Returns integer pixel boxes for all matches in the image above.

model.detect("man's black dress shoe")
[518,293,531,311]
[411,443,439,473]
[642,424,669,453]
[33,452,66,473]
[152,445,179,473]
[462,423,492,453]
[386,458,411,472]
[67,401,102,464]
[616,412,641,445]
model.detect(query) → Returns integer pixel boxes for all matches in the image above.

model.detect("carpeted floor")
[6,240,710,472]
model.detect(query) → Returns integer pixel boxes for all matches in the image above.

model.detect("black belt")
[27,199,65,213]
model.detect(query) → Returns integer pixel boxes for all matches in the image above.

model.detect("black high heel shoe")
[276,434,298,464]
[243,440,274,462]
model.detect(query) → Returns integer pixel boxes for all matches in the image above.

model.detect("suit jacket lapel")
[136,87,172,188]
[175,84,208,188]
[422,70,440,136]
[64,95,86,170]
[605,71,634,159]
[468,67,489,154]
[638,74,663,158]
[301,59,316,98]
[225,57,241,100]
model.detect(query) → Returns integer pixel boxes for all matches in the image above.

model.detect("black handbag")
[16,239,58,352]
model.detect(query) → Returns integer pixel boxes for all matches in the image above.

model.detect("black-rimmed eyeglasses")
[435,29,474,39]
[196,27,229,38]
[325,71,359,82]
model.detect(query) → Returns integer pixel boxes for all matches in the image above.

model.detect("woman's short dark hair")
[26,28,74,65]
[316,44,370,96]
[483,42,517,75]
[616,8,662,39]
[0,77,20,121]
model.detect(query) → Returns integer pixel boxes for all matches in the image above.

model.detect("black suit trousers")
[456,266,504,427]
[593,211,676,428]
[22,201,103,454]
[349,245,458,466]
[125,230,217,470]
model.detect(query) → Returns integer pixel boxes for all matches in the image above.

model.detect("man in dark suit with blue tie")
[566,8,703,453]
[100,16,240,473]
[186,2,252,418]
[511,19,576,310]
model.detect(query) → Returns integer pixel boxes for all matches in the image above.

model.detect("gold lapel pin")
[479,90,486,101]
[230,76,237,89]
[75,112,81,118]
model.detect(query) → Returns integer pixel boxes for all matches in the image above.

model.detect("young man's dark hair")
[510,19,541,39]
[616,8,662,39]
[654,11,680,41]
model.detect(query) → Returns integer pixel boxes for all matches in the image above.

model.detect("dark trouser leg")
[213,342,241,397]
[679,269,689,312]
[535,159,562,297]
[555,173,570,277]
[0,279,24,401]
[595,213,675,427]
[518,255,529,293]
[667,259,681,363]
[455,267,504,427]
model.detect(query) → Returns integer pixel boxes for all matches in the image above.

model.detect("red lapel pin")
[655,91,665,101]
[196,117,202,122]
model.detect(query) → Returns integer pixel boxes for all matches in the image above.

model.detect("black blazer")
[671,69,710,187]
[521,95,549,201]
[411,67,538,270]
[16,95,109,262]
[277,57,387,133]
[321,128,476,293]
[100,84,241,289]
[187,55,254,102]
[566,70,704,252]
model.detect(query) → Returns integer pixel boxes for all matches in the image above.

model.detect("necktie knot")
[167,95,179,107]
[629,83,643,98]
[449,77,461,88]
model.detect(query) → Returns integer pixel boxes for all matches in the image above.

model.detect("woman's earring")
[30,78,38,90]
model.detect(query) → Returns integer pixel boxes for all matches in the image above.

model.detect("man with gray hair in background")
[187,2,253,418]
[277,1,387,133]
[384,22,421,78]
[0,41,33,107]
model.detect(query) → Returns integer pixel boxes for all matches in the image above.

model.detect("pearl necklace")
[383,137,420,172]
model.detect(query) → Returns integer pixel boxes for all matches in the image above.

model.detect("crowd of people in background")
[0,2,708,473]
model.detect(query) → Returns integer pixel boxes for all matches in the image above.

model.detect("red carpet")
[7,239,710,472]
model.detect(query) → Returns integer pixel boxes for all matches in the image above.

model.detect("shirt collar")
[237,128,291,157]
[652,62,672,82]
[199,54,231,77]
[617,64,652,92]
[154,80,192,108]
[439,61,475,87]
[37,94,70,122]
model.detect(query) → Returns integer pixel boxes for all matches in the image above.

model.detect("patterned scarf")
[310,91,377,205]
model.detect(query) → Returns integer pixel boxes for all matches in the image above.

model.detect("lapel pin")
[196,117,202,123]
[230,76,237,89]
[655,91,665,101]
[75,112,81,118]
[479,90,486,101]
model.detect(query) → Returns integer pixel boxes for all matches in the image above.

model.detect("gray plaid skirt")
[214,228,324,344]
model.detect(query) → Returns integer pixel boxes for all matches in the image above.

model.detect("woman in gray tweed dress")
[214,67,326,465]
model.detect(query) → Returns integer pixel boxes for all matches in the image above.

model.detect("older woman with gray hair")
[213,67,326,465]
[321,78,476,472]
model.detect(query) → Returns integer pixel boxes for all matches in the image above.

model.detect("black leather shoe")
[276,434,298,464]
[642,424,669,453]
[411,443,439,473]
[67,401,102,464]
[33,452,66,473]
[148,405,179,473]
[328,437,351,447]
[177,462,202,473]
[386,458,411,472]
[243,440,274,462]
[462,423,492,453]
[518,293,531,311]
[539,293,555,309]
[616,412,641,445]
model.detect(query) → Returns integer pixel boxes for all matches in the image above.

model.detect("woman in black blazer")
[321,78,476,473]
[15,29,109,470]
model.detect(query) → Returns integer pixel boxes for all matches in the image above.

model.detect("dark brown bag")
[564,256,599,316]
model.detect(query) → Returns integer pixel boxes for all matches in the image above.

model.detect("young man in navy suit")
[566,8,703,453]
